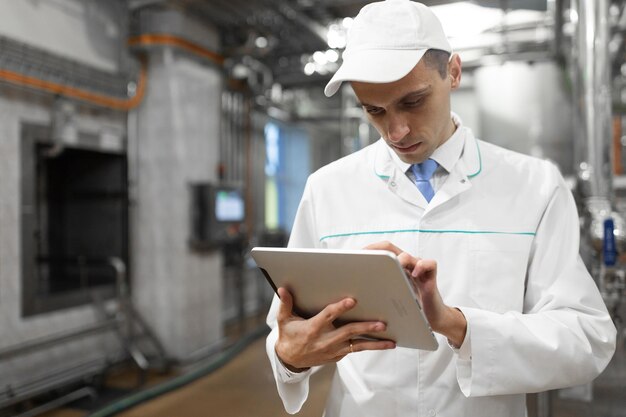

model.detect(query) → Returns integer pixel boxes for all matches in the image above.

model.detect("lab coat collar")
[456,128,482,179]
[373,114,482,184]
[373,117,482,209]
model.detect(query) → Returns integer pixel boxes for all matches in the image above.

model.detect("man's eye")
[405,100,423,107]
[366,107,384,115]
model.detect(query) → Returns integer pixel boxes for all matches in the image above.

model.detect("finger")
[329,321,387,345]
[324,341,353,363]
[350,339,396,353]
[311,297,356,326]
[411,259,437,279]
[397,252,418,271]
[365,242,417,272]
[339,338,356,357]
[411,260,440,305]
[364,241,402,255]
[276,287,294,322]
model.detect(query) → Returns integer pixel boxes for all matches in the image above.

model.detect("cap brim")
[324,49,428,97]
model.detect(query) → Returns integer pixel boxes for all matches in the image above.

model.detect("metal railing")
[0,257,168,413]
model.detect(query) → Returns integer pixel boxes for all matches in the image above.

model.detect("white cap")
[324,0,452,97]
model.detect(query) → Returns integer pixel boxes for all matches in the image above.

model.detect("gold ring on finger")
[349,339,354,353]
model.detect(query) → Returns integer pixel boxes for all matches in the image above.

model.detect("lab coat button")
[390,181,397,187]
[460,179,466,183]
[428,409,436,416]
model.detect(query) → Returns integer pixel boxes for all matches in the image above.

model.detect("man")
[265,1,616,416]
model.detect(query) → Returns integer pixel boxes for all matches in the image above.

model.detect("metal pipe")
[536,391,552,417]
[549,0,565,64]
[0,358,107,408]
[0,261,126,377]
[240,55,273,96]
[0,258,169,411]
[109,256,128,298]
[576,0,613,199]
[573,0,626,368]
[574,0,621,263]
[108,257,150,371]
[0,320,117,362]
[128,34,224,66]
[0,55,147,111]
[12,387,97,417]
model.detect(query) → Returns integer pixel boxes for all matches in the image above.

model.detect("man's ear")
[448,54,462,89]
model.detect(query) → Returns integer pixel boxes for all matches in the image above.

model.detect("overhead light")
[316,64,329,75]
[303,49,341,75]
[255,36,268,49]
[232,63,249,79]
[313,51,327,65]
[325,49,339,63]
[327,22,348,49]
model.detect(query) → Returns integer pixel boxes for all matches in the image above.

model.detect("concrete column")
[130,45,223,359]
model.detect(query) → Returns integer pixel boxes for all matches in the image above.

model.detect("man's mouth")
[392,142,422,153]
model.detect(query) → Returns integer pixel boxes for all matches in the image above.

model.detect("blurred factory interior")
[0,0,625,416]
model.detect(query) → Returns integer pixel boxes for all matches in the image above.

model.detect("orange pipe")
[0,56,147,111]
[0,34,222,111]
[127,34,225,66]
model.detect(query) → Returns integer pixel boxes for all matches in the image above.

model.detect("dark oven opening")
[21,125,129,316]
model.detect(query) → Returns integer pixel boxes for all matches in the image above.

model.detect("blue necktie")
[411,159,438,202]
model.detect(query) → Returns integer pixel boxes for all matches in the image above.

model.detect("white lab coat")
[265,123,616,417]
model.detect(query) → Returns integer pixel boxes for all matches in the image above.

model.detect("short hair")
[422,49,450,80]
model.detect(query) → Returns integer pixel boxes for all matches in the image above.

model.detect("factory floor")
[40,337,334,417]
[39,321,334,417]
[114,338,333,417]
[39,325,626,417]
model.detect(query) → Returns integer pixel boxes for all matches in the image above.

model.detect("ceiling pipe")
[128,34,225,66]
[275,2,328,46]
[0,56,147,111]
[128,0,169,11]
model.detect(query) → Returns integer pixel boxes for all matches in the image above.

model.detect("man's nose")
[387,114,410,142]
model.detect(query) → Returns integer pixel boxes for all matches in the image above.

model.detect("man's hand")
[365,241,467,348]
[275,287,396,372]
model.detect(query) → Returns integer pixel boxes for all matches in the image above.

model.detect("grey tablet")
[251,247,439,351]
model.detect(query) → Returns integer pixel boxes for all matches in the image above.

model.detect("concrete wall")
[0,86,127,388]
[0,1,225,390]
[0,0,126,72]
[0,0,130,391]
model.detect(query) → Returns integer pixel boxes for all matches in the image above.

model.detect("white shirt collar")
[386,112,465,174]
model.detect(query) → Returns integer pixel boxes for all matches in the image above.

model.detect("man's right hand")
[274,287,396,373]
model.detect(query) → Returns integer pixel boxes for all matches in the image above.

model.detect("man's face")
[351,55,461,164]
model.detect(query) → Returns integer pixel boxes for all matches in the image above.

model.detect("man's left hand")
[365,241,467,347]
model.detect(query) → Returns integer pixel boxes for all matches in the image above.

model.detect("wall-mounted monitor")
[189,183,245,250]
[215,189,245,223]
